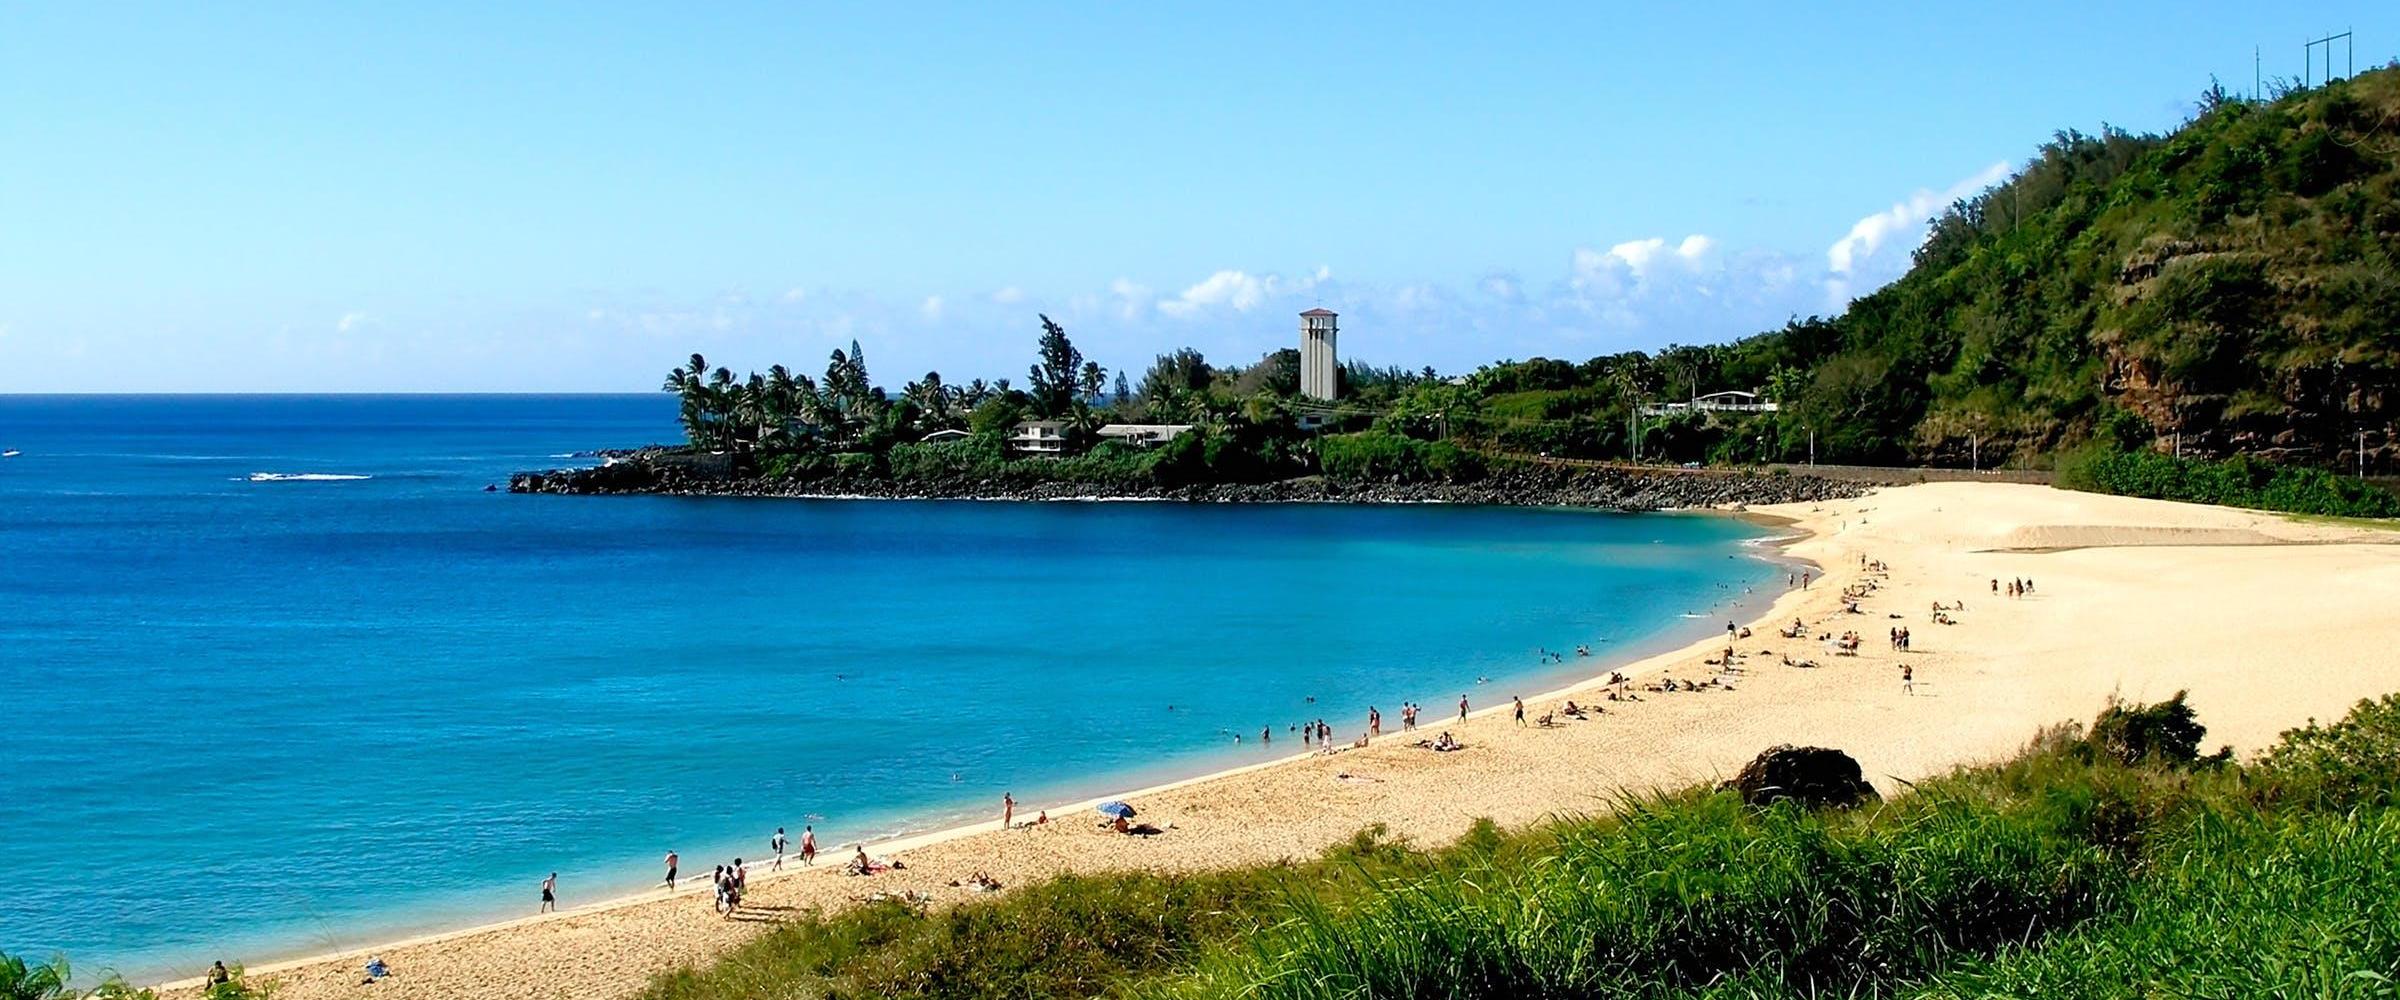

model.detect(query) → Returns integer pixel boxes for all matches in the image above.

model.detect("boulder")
[1722,745,1879,809]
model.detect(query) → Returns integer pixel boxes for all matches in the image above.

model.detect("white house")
[1006,420,1068,456]
[1095,423,1194,447]
[1640,390,1781,417]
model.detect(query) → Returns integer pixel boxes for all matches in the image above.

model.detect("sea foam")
[245,472,373,482]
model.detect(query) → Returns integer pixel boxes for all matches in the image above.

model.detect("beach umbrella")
[1095,801,1136,819]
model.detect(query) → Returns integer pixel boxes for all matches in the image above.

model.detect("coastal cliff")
[509,449,1879,509]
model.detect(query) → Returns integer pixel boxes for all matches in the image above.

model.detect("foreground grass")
[630,695,2400,1000]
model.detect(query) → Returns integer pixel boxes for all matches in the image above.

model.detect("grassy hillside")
[626,693,2400,1000]
[1758,66,2400,470]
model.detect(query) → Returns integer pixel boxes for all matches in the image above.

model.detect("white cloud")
[335,311,370,333]
[781,287,809,303]
[990,286,1024,304]
[918,295,945,320]
[1825,160,2012,303]
[1157,266,1329,318]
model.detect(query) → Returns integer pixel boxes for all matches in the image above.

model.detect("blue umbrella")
[1095,801,1136,819]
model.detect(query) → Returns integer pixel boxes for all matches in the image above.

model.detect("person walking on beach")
[772,827,787,870]
[1002,792,1015,829]
[663,851,678,893]
[1514,696,1525,726]
[1458,694,1469,721]
[801,825,817,866]
[1901,665,1915,696]
[540,872,557,913]
[1368,707,1381,737]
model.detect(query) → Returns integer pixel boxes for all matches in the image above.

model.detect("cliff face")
[1757,67,2400,471]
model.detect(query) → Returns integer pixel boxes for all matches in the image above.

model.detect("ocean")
[0,394,1780,981]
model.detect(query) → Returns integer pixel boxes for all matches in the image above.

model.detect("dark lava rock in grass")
[1723,744,1880,809]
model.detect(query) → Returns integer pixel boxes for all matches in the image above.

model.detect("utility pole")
[2306,30,2356,87]
[1808,427,1816,467]
[1971,434,1979,472]
[2363,429,2369,480]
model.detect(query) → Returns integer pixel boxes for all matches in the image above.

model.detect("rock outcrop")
[1722,745,1879,809]
[509,451,1881,511]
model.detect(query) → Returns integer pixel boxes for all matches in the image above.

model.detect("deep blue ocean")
[0,395,1778,981]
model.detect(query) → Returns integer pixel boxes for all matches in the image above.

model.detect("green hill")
[1759,65,2400,469]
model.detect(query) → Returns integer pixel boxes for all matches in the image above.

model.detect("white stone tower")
[1299,308,1339,400]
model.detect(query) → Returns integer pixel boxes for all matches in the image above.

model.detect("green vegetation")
[2059,445,2400,516]
[650,68,2400,508]
[623,693,2400,1000]
[0,955,268,1000]
[1736,68,2400,470]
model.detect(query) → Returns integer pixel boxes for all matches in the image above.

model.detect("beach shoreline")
[160,483,2400,999]
[156,504,1810,990]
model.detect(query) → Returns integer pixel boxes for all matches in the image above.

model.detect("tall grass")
[390,696,2400,999]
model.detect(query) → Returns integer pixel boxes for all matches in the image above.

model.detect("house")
[1007,420,1069,455]
[1095,423,1194,447]
[918,428,972,445]
[1639,390,1781,417]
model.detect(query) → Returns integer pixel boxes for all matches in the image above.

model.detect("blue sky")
[1,3,2392,392]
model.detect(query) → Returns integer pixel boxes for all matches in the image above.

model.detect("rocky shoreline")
[510,449,1883,510]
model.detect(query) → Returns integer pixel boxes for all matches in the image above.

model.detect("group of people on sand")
[644,824,819,914]
[770,824,819,869]
[1888,626,1912,651]
[710,859,749,917]
[1001,792,1051,830]
[1996,577,2035,598]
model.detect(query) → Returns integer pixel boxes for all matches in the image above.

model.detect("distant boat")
[1,449,18,458]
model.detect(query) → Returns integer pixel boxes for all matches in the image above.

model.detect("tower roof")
[1299,308,1337,317]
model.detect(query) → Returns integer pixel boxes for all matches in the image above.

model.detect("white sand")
[161,482,2400,999]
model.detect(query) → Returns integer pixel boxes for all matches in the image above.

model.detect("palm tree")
[904,371,956,429]
[662,353,730,450]
[0,952,71,1000]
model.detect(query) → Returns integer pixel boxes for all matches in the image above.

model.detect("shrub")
[2059,446,2400,518]
[2084,690,2226,767]
[2257,694,2400,807]
[1318,431,1484,484]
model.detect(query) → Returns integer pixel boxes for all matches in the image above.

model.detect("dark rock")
[508,452,1880,511]
[1722,745,1879,809]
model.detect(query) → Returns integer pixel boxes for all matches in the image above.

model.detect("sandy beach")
[162,482,2400,1000]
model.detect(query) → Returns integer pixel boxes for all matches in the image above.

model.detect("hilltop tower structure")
[1299,308,1339,400]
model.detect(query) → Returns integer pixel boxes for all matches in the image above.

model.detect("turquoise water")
[0,395,1778,981]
